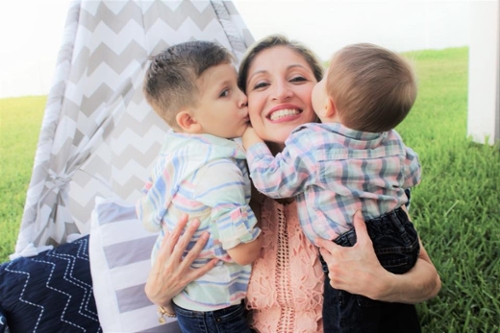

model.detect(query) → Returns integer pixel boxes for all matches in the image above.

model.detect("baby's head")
[143,41,248,138]
[313,43,417,132]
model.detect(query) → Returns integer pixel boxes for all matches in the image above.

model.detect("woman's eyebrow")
[247,64,308,83]
[287,64,307,70]
[247,70,267,83]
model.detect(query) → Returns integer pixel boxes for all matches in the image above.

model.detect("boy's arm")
[245,129,317,199]
[195,160,262,266]
[136,178,163,232]
[226,234,263,266]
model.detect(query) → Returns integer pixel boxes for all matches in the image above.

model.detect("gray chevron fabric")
[14,0,254,255]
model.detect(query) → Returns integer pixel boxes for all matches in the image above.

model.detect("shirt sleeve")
[245,131,317,199]
[136,176,163,233]
[402,146,422,189]
[194,160,260,251]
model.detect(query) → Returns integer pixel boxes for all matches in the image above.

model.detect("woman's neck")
[266,141,286,156]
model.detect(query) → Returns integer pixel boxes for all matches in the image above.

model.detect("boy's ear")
[176,109,202,133]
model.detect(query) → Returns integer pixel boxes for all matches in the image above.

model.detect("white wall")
[0,0,470,98]
[467,0,500,145]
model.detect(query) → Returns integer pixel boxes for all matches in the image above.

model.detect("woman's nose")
[272,81,292,101]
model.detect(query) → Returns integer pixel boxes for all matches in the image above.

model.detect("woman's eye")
[253,82,269,90]
[290,76,307,83]
[219,89,229,97]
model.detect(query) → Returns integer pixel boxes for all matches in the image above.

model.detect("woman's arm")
[144,214,218,313]
[316,211,441,304]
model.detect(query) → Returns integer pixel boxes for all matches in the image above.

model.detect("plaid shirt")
[137,131,260,311]
[246,122,421,245]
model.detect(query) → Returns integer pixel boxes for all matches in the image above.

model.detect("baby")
[243,43,422,333]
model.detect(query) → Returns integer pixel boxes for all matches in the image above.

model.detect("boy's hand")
[242,126,263,150]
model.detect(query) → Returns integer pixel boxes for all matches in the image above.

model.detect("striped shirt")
[246,122,421,245]
[137,131,260,311]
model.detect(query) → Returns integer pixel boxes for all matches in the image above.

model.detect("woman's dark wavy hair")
[238,34,324,93]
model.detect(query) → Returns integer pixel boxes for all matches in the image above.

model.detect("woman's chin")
[263,128,295,145]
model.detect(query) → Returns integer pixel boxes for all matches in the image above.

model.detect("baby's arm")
[195,160,262,266]
[242,126,264,150]
[403,146,421,188]
[391,130,421,189]
[245,129,316,198]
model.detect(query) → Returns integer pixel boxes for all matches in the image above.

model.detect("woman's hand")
[145,214,218,312]
[316,211,441,304]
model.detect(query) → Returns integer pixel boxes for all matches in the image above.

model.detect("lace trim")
[275,207,295,332]
[246,199,324,332]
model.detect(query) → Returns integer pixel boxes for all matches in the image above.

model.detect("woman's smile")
[246,46,318,143]
[268,104,303,122]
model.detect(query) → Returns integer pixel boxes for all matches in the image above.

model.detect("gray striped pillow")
[89,197,181,332]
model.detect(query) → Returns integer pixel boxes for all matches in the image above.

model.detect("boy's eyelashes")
[219,88,230,97]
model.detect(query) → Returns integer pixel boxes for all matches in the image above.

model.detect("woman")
[145,35,441,332]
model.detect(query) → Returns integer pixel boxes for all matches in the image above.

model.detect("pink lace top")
[246,198,324,332]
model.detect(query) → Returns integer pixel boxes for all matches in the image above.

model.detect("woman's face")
[245,46,319,145]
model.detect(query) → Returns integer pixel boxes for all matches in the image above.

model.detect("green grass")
[0,96,46,261]
[399,47,500,332]
[1,47,499,332]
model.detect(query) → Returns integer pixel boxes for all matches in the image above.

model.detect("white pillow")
[89,197,181,333]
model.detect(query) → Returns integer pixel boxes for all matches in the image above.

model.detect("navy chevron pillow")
[0,236,101,332]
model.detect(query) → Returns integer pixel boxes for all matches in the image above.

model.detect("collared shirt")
[137,130,260,311]
[246,122,421,245]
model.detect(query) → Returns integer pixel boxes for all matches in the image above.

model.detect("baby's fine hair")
[327,43,417,133]
[143,41,234,128]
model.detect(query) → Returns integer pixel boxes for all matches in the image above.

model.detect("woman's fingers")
[161,213,189,261]
[145,216,215,306]
[316,211,384,297]
[180,232,218,279]
[170,218,200,261]
[351,210,372,247]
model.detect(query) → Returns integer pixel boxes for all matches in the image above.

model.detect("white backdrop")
[0,0,469,99]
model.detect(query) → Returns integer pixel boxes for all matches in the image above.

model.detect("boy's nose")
[238,92,248,108]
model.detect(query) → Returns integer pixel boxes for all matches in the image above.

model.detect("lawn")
[1,47,499,332]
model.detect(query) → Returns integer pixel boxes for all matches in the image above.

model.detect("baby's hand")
[242,126,263,150]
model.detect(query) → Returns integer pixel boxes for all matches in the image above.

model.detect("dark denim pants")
[320,207,421,333]
[173,301,251,333]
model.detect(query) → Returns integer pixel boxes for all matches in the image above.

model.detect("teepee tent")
[13,0,254,257]
[0,2,255,331]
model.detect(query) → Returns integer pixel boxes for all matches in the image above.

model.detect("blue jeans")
[173,301,251,333]
[320,207,421,333]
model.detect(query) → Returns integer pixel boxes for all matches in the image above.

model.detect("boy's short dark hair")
[327,43,417,133]
[143,41,234,128]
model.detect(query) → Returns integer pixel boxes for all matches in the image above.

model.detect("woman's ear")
[176,110,202,133]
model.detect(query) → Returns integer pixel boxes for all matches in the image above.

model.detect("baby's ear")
[324,97,337,118]
[176,109,202,133]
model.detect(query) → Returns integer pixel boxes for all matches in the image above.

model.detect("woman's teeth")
[269,109,300,121]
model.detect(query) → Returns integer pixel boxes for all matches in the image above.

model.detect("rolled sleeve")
[216,205,261,250]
